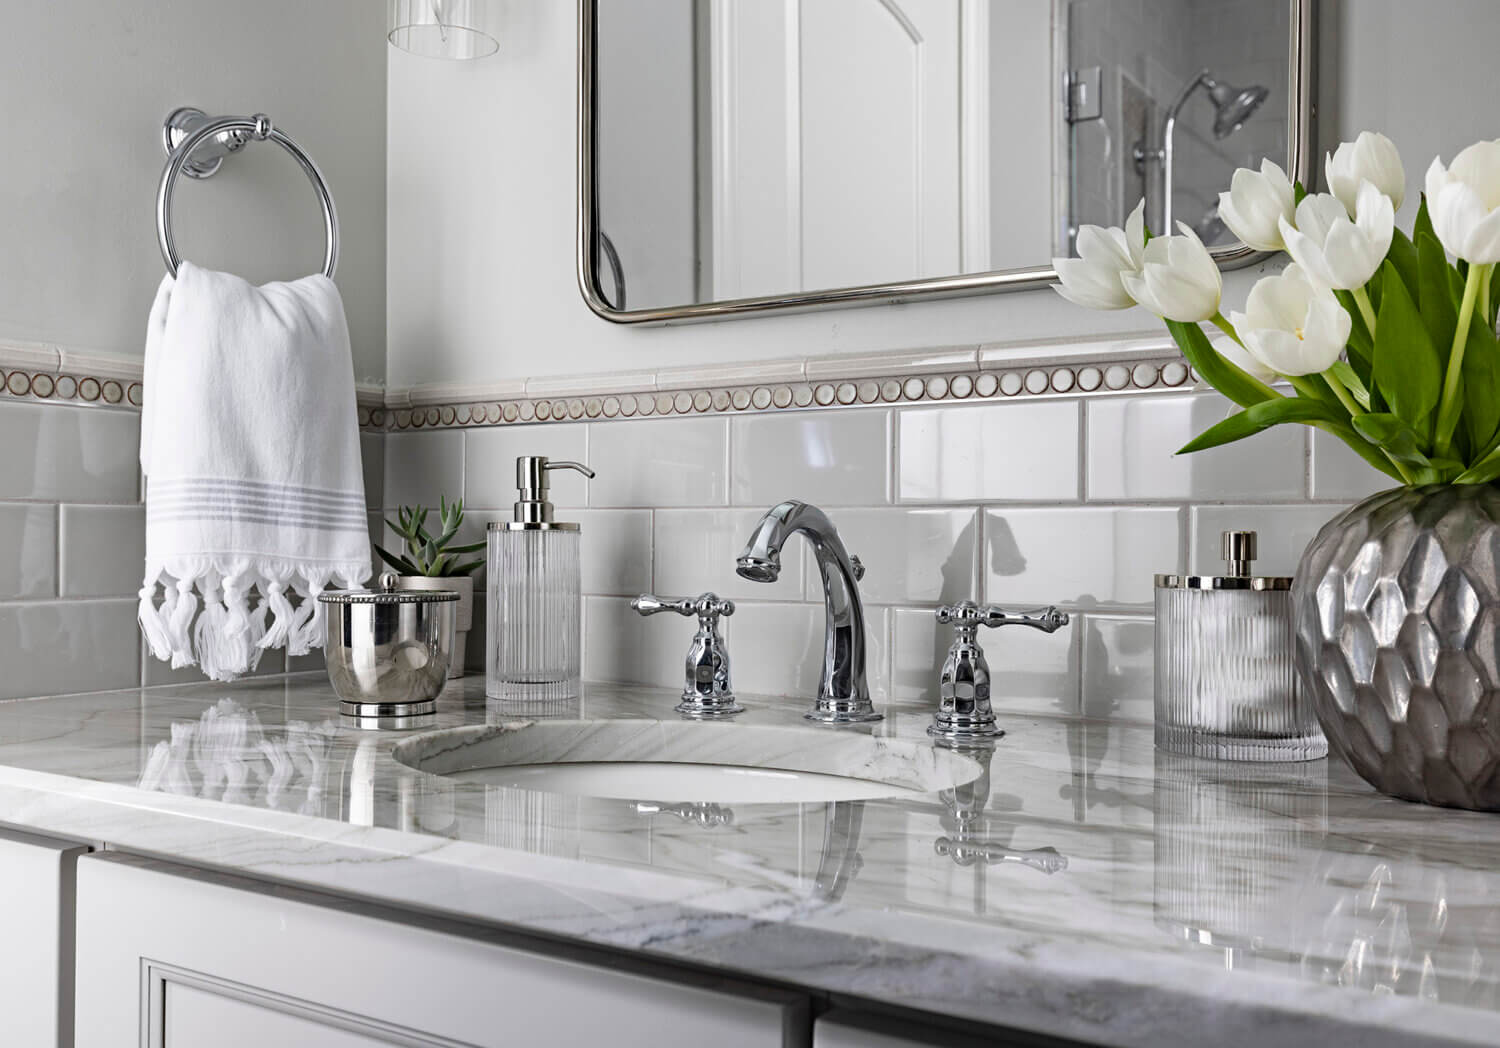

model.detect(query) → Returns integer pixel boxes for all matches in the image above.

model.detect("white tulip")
[1278,184,1393,290]
[1119,223,1223,322]
[1326,132,1405,214]
[1052,201,1146,310]
[1218,159,1295,251]
[1212,333,1279,385]
[1425,139,1500,263]
[1228,265,1352,377]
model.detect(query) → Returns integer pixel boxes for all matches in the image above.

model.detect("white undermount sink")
[391,720,983,804]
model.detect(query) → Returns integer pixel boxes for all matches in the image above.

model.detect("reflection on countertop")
[0,676,1498,1045]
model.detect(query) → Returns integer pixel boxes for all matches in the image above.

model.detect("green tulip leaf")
[1329,362,1372,410]
[1462,310,1500,456]
[1371,260,1443,439]
[1177,398,1343,455]
[1416,232,1460,355]
[1386,229,1421,308]
[1414,194,1436,247]
[1351,412,1437,468]
[1164,320,1278,409]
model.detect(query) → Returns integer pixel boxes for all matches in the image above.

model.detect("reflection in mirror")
[586,0,1307,319]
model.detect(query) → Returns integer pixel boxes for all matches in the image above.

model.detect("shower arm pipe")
[1157,69,1214,236]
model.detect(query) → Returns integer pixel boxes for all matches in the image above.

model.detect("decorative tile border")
[376,355,1195,432]
[0,338,1203,432]
[0,367,142,409]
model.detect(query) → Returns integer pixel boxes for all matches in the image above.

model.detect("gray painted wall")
[0,2,387,383]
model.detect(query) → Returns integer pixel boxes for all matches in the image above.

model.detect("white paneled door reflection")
[709,0,962,298]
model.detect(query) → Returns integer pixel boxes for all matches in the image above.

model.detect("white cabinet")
[74,852,809,1048]
[814,1010,1009,1048]
[0,825,89,1046]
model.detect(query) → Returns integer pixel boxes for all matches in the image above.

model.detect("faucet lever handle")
[630,593,742,718]
[631,592,734,623]
[929,601,1070,741]
[935,601,1068,633]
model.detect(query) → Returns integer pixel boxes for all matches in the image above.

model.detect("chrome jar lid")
[317,572,459,605]
[1154,530,1292,591]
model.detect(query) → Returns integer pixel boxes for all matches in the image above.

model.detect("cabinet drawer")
[0,825,89,1047]
[75,852,807,1048]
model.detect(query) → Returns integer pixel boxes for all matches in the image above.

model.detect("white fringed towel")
[139,262,370,681]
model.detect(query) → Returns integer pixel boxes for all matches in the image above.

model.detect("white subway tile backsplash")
[984,507,1181,607]
[60,505,143,597]
[1309,429,1394,501]
[385,430,464,509]
[890,607,1079,717]
[0,600,139,699]
[0,504,56,599]
[1081,615,1154,723]
[897,401,1080,502]
[583,595,701,692]
[1188,504,1346,578]
[590,419,728,507]
[729,602,890,702]
[653,509,804,602]
[1087,393,1305,500]
[143,638,286,687]
[575,509,653,596]
[803,508,979,605]
[0,402,138,502]
[465,423,590,508]
[360,433,385,508]
[731,411,891,507]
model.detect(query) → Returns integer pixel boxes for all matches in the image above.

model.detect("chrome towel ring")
[156,107,339,280]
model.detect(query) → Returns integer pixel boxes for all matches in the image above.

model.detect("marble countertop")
[0,675,1496,1047]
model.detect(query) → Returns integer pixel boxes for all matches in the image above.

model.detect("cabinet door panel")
[165,982,390,1048]
[76,853,805,1048]
[0,825,88,1047]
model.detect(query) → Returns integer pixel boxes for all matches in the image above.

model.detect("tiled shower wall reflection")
[385,389,1389,722]
[0,395,386,699]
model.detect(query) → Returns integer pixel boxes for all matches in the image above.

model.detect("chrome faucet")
[736,501,881,723]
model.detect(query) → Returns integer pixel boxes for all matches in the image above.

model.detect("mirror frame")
[578,0,1317,325]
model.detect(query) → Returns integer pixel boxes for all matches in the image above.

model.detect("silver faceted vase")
[1292,484,1500,810]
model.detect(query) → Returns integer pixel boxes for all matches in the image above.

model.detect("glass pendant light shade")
[388,0,499,60]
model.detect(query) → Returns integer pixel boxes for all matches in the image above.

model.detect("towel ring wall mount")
[156,106,339,279]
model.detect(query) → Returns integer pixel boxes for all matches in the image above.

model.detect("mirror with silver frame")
[579,0,1314,324]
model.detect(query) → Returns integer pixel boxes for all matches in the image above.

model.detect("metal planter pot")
[1292,484,1500,810]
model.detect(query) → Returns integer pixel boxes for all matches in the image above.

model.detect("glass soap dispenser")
[486,456,594,703]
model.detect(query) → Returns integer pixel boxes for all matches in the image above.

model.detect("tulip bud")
[1119,223,1223,323]
[1052,201,1146,310]
[1425,139,1500,264]
[1326,132,1405,215]
[1218,159,1295,251]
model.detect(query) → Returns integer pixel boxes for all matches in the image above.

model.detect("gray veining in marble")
[0,676,1496,1046]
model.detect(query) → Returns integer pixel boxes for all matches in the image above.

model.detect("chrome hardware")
[157,107,339,279]
[629,801,733,826]
[930,600,1069,740]
[1222,529,1258,577]
[933,740,1068,874]
[736,502,880,724]
[630,592,743,718]
[506,456,595,527]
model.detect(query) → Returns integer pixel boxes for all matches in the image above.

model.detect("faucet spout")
[736,501,881,723]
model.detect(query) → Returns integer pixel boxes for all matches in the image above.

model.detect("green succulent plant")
[374,497,485,577]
